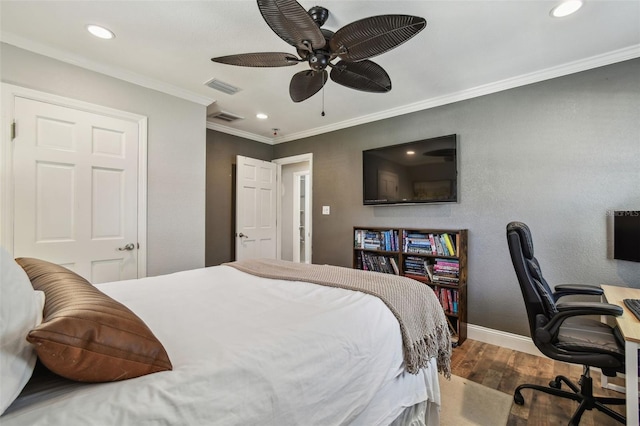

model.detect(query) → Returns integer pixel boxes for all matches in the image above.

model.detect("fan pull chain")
[321,73,326,117]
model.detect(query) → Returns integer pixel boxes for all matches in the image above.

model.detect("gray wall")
[272,58,640,337]
[205,131,273,266]
[1,43,207,276]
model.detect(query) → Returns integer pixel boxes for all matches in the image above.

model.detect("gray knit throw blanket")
[226,259,451,377]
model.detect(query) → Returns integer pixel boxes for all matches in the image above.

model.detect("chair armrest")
[553,284,603,299]
[555,301,623,316]
[536,302,623,343]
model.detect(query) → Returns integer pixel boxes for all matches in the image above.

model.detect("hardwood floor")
[450,339,627,425]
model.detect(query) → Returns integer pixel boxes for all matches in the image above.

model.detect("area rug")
[439,374,513,426]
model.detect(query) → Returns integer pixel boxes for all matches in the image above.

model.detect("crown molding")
[206,121,274,144]
[5,29,637,143]
[1,32,215,106]
[273,44,640,144]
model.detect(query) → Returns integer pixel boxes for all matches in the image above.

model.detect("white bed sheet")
[2,265,441,425]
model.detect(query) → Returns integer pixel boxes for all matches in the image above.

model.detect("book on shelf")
[358,251,398,275]
[432,258,460,284]
[403,255,429,278]
[402,231,457,256]
[354,229,398,251]
[389,257,400,275]
[443,233,456,256]
[424,261,434,282]
[433,235,441,255]
[432,287,459,314]
[382,231,396,252]
[432,276,459,284]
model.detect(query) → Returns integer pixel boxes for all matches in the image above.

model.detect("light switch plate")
[322,206,330,215]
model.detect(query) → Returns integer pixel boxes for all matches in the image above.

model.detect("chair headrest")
[507,221,535,259]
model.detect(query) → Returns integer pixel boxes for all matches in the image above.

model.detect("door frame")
[292,170,311,263]
[0,83,148,277]
[272,153,313,262]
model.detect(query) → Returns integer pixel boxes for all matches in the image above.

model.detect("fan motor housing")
[309,53,329,70]
[308,6,329,27]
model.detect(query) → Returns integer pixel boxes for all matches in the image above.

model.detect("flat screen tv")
[363,134,458,205]
[614,211,640,262]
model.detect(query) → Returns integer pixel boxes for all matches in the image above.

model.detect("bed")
[1,252,451,425]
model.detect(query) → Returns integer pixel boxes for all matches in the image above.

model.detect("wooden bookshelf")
[353,227,468,346]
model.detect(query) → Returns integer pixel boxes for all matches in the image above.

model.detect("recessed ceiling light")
[256,113,268,119]
[86,24,115,39]
[550,0,583,18]
[406,150,415,155]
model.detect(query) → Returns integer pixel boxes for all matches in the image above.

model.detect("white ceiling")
[1,1,639,144]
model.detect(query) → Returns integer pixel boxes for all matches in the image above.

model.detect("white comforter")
[3,265,441,425]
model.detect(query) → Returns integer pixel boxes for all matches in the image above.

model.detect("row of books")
[356,252,399,275]
[433,287,459,314]
[402,231,457,257]
[402,256,460,284]
[432,258,460,284]
[354,229,399,251]
[403,256,430,278]
[355,229,459,258]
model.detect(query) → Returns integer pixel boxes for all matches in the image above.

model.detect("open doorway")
[273,154,312,263]
[292,171,311,263]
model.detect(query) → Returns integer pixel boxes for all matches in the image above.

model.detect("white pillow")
[0,247,45,415]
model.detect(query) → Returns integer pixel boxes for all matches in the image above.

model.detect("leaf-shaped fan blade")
[212,52,300,67]
[258,0,326,51]
[330,15,426,62]
[330,60,391,93]
[289,70,327,102]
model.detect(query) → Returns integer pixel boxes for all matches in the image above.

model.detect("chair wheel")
[514,392,525,405]
[549,380,561,389]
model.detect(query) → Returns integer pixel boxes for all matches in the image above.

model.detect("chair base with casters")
[513,365,626,425]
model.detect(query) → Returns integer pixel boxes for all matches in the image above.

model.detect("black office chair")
[506,221,626,425]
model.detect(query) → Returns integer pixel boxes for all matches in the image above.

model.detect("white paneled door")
[12,96,140,283]
[235,155,277,261]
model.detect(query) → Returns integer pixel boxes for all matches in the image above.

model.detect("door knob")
[238,233,248,238]
[118,243,135,251]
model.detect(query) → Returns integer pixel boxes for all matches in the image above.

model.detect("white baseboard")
[467,324,543,357]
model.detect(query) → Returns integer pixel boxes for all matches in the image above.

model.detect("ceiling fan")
[211,0,427,103]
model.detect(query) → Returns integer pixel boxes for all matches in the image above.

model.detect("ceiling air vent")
[204,78,241,95]
[207,110,244,122]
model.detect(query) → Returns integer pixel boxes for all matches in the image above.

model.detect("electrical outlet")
[322,206,330,215]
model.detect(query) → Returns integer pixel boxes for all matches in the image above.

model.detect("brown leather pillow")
[15,257,172,382]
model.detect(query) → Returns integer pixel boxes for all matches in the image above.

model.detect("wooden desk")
[601,285,640,425]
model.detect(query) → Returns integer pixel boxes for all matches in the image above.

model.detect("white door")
[12,96,140,283]
[235,155,277,260]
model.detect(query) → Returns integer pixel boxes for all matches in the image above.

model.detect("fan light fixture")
[87,24,115,39]
[550,0,583,18]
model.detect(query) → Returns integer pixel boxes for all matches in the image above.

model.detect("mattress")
[2,264,442,425]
